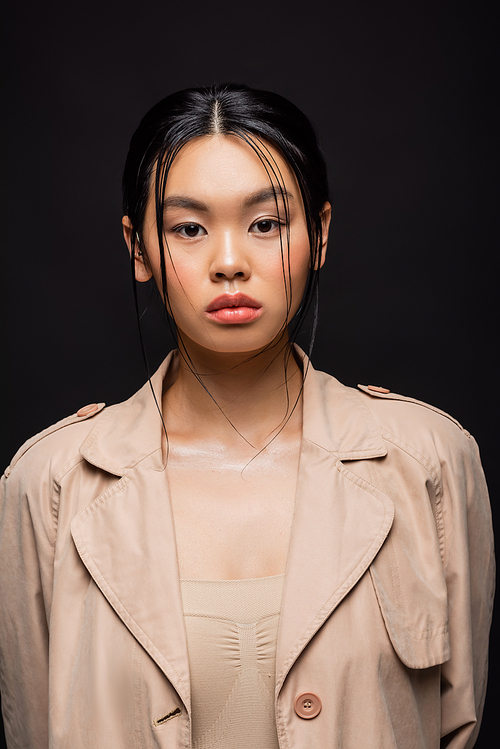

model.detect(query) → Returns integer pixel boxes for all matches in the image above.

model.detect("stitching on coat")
[75,534,188,695]
[3,405,105,475]
[365,460,376,489]
[381,430,446,564]
[427,475,446,566]
[51,455,87,546]
[54,454,87,485]
[400,624,449,639]
[387,534,399,614]
[78,407,110,452]
[81,442,163,479]
[72,475,131,525]
[51,477,61,548]
[132,643,145,749]
[275,460,393,691]
[71,511,188,699]
[390,535,405,618]
[333,455,391,497]
[370,460,411,631]
[368,461,403,615]
[81,405,165,475]
[369,566,449,652]
[380,429,441,495]
[71,445,165,528]
[275,699,289,749]
[370,443,448,622]
[357,385,470,436]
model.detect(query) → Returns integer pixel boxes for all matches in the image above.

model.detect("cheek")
[151,249,196,300]
[289,235,312,297]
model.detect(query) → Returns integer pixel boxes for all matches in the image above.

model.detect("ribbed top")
[180,575,284,749]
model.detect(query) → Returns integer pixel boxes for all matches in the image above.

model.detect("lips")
[206,293,260,312]
[205,293,263,324]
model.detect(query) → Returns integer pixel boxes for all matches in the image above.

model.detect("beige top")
[180,574,285,749]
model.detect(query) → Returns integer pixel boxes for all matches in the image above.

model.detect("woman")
[0,84,494,748]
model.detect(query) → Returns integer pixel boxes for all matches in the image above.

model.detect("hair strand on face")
[122,83,330,461]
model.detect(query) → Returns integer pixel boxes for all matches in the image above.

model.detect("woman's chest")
[166,445,300,580]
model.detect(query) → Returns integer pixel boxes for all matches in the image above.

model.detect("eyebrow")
[162,187,294,212]
[243,187,294,208]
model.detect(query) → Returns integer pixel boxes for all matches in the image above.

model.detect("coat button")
[77,403,99,417]
[367,385,391,394]
[294,692,322,719]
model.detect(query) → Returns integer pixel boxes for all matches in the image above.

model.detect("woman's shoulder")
[0,402,112,550]
[313,365,472,442]
[351,380,480,480]
[2,401,107,483]
[357,385,471,440]
[315,365,478,472]
[355,382,470,437]
[2,355,173,489]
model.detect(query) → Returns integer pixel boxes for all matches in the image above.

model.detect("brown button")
[294,692,322,719]
[367,385,391,394]
[76,403,99,417]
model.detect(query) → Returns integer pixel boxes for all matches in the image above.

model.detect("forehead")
[162,134,299,200]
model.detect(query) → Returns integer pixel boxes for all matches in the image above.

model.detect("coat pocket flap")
[369,540,450,669]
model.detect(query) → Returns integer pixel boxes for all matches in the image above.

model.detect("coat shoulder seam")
[3,405,106,479]
[357,385,470,437]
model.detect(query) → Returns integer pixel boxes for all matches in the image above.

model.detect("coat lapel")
[70,350,394,709]
[275,361,394,692]
[71,352,191,711]
[71,455,191,711]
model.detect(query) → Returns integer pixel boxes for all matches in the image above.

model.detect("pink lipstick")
[205,293,263,324]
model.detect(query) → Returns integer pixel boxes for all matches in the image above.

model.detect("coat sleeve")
[439,432,495,748]
[0,459,54,749]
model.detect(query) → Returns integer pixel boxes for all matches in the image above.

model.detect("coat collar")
[299,353,387,460]
[71,348,393,711]
[79,347,387,476]
[78,350,180,476]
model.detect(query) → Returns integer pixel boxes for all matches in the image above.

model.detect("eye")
[175,223,206,238]
[251,219,281,234]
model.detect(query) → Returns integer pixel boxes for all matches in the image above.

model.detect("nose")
[209,231,250,282]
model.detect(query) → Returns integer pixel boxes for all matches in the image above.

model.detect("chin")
[181,332,287,358]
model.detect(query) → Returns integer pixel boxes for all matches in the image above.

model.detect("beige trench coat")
[0,350,495,748]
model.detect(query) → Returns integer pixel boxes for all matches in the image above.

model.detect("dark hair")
[122,83,330,360]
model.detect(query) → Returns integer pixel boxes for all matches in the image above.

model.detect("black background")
[0,0,497,745]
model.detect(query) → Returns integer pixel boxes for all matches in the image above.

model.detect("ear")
[313,202,331,270]
[122,216,153,282]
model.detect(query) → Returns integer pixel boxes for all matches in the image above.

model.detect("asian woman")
[0,83,494,749]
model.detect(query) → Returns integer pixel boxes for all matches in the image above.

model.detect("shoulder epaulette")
[4,403,106,478]
[357,384,469,436]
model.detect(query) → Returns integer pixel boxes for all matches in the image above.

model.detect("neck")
[162,336,303,450]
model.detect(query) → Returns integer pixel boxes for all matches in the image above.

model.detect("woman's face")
[124,134,330,357]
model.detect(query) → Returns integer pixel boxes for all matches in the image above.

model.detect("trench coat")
[0,349,495,748]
